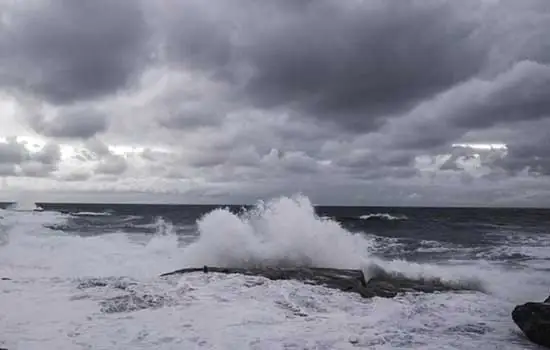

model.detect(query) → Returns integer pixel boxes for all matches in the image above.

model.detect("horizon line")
[1,201,549,210]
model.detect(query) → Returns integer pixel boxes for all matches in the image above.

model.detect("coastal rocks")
[160,266,483,299]
[512,298,550,348]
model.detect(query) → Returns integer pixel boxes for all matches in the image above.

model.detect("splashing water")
[179,195,374,269]
[176,195,519,294]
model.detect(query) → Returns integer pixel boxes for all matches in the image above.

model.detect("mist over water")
[1,194,549,349]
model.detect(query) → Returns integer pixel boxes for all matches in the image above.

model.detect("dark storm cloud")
[29,108,108,139]
[387,60,550,151]
[450,61,550,129]
[2,0,550,204]
[494,126,550,176]
[0,0,151,104]
[162,0,487,131]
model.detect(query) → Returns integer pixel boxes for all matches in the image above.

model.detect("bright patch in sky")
[452,143,507,150]
[0,136,173,161]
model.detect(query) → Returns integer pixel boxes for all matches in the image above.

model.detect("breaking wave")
[178,195,485,291]
[72,211,112,217]
[180,195,372,269]
[359,213,408,221]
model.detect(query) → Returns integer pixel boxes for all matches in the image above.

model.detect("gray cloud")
[29,108,108,139]
[29,143,61,165]
[492,120,550,176]
[84,138,112,159]
[95,155,128,176]
[61,171,93,182]
[0,0,151,104]
[0,139,61,177]
[158,0,489,132]
[0,164,16,176]
[0,138,27,164]
[382,60,550,152]
[77,138,128,175]
[1,0,550,205]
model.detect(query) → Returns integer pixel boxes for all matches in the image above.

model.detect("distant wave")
[359,213,408,221]
[72,212,112,217]
[4,202,43,212]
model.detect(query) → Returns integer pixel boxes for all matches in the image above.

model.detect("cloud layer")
[1,0,550,206]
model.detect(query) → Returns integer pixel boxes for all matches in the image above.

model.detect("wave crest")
[359,213,408,221]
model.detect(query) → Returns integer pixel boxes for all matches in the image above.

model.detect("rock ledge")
[161,265,483,299]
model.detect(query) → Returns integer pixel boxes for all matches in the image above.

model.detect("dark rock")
[1,277,11,281]
[512,302,550,348]
[160,266,483,299]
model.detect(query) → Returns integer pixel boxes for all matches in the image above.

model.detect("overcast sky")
[1,0,550,206]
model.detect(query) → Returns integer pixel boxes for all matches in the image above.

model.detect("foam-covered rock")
[160,266,483,299]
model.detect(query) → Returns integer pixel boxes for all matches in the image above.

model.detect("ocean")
[1,195,549,349]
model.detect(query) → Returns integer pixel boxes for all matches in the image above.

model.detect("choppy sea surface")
[1,195,549,349]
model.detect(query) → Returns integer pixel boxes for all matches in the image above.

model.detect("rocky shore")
[512,295,550,348]
[160,265,484,299]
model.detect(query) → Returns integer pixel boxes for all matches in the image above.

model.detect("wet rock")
[512,301,550,348]
[160,266,483,299]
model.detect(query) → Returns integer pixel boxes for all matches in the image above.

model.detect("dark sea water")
[1,195,549,349]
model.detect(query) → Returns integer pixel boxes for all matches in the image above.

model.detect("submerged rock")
[100,294,171,314]
[160,266,483,299]
[76,277,136,291]
[512,299,550,348]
